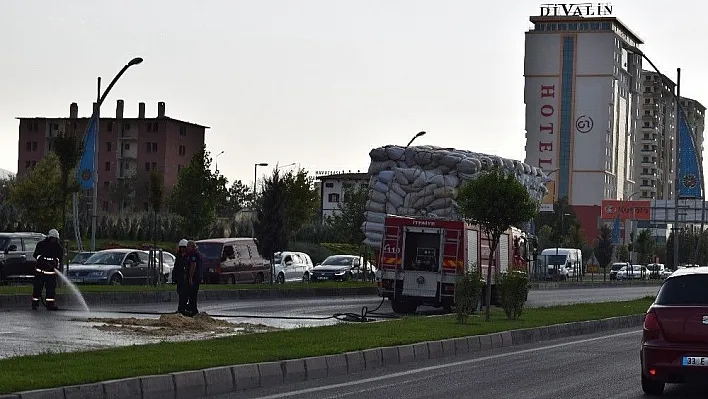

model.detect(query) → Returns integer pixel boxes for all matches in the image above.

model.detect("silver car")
[65,249,162,285]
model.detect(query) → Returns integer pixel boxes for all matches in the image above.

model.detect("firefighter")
[172,239,189,315]
[32,229,64,311]
[184,240,203,317]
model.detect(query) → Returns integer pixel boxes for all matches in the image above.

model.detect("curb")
[4,313,646,398]
[0,286,379,310]
[529,281,664,290]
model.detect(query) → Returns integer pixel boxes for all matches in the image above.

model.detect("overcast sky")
[1,0,707,186]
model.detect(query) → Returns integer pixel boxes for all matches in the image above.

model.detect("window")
[146,142,158,153]
[23,237,41,253]
[179,125,187,137]
[25,141,32,151]
[152,142,157,152]
[137,252,149,263]
[8,237,22,251]
[328,193,340,203]
[105,162,110,172]
[124,143,131,150]
[656,275,708,305]
[104,181,110,188]
[178,145,186,156]
[106,142,112,152]
[151,162,157,170]
[325,182,334,188]
[145,162,150,172]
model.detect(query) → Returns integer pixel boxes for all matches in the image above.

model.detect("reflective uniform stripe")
[45,298,55,302]
[32,298,40,301]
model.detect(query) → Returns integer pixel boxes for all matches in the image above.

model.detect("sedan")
[65,249,155,285]
[640,266,708,395]
[310,255,376,282]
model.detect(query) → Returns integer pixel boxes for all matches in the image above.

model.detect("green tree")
[458,168,538,321]
[217,180,251,218]
[168,146,227,238]
[594,225,613,279]
[618,244,630,262]
[8,153,64,232]
[534,197,579,245]
[536,225,554,251]
[53,132,83,237]
[148,170,164,242]
[282,168,319,237]
[328,185,368,244]
[0,175,15,203]
[566,222,586,249]
[254,169,288,262]
[635,229,654,264]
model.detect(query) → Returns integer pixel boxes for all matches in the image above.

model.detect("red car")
[641,266,708,395]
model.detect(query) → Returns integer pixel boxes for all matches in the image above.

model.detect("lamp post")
[214,151,225,172]
[89,57,143,252]
[406,131,426,147]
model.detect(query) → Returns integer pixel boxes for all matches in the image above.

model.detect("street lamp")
[214,151,225,172]
[555,212,571,280]
[406,131,426,147]
[89,57,144,252]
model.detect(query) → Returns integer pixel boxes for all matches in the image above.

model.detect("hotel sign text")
[539,3,613,17]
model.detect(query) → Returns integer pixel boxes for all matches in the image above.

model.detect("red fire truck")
[374,215,531,314]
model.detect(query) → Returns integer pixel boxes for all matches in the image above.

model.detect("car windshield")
[655,275,708,305]
[545,255,567,265]
[197,243,223,260]
[321,256,354,266]
[84,252,125,265]
[611,264,625,271]
[70,252,94,264]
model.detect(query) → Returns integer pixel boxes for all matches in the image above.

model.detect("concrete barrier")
[10,314,646,399]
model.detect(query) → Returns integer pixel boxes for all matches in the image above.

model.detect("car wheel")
[109,274,122,285]
[641,373,664,396]
[255,272,264,284]
[276,273,285,284]
[227,275,236,284]
[302,273,310,283]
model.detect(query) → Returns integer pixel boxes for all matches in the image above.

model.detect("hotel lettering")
[537,84,555,169]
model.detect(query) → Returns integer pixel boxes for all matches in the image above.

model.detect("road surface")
[0,285,661,359]
[211,328,707,399]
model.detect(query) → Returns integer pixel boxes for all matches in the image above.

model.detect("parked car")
[640,266,708,395]
[197,238,271,284]
[310,255,376,282]
[273,251,314,283]
[65,249,161,285]
[0,232,46,284]
[609,262,629,280]
[616,264,649,280]
[646,263,672,280]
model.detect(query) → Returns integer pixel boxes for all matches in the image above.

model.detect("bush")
[454,269,484,324]
[498,270,530,320]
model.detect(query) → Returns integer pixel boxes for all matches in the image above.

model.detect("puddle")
[75,313,281,337]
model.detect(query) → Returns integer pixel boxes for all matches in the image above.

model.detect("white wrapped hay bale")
[364,211,386,224]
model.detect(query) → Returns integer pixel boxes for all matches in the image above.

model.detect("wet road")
[0,285,661,359]
[216,328,707,399]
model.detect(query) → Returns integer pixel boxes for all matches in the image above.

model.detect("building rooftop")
[316,172,369,181]
[15,116,210,129]
[528,16,644,45]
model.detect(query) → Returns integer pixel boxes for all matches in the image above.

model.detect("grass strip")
[0,296,653,394]
[0,281,375,295]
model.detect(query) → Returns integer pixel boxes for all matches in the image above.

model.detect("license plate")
[317,276,328,280]
[70,278,83,283]
[682,356,708,366]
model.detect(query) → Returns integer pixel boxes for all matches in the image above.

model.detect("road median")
[0,297,653,396]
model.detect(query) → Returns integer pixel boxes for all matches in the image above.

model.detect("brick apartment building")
[16,100,208,214]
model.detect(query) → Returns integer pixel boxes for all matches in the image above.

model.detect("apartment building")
[17,100,208,214]
[316,172,369,219]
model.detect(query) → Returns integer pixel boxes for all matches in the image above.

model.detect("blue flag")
[677,107,703,199]
[77,115,97,190]
[612,215,621,244]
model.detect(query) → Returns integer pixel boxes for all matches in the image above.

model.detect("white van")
[273,251,314,283]
[540,248,583,281]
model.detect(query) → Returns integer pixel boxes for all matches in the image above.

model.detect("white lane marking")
[253,330,641,399]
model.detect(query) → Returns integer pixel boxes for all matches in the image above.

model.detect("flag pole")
[673,68,681,269]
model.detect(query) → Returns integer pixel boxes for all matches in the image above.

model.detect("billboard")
[600,200,651,221]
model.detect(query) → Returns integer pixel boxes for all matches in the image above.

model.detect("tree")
[534,197,579,245]
[8,153,64,232]
[595,225,613,280]
[282,168,319,237]
[53,132,83,238]
[458,168,538,321]
[618,244,630,262]
[0,175,15,203]
[254,169,288,262]
[148,170,164,242]
[328,185,368,244]
[635,229,654,265]
[216,180,251,218]
[536,225,554,251]
[168,146,227,238]
[566,222,586,249]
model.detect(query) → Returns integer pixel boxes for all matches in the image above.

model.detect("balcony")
[116,159,137,179]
